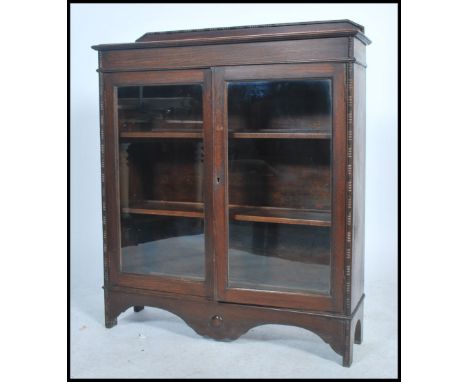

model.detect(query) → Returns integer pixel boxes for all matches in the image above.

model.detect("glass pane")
[228,79,331,133]
[229,139,331,210]
[121,215,204,279]
[118,84,205,280]
[227,79,332,294]
[229,221,330,293]
[118,85,202,132]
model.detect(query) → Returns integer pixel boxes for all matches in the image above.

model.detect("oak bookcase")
[92,20,370,366]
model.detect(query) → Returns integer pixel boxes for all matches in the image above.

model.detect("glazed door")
[103,70,214,297]
[213,64,346,312]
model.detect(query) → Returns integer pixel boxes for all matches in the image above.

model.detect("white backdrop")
[71,3,398,292]
[69,3,398,378]
[7,1,468,380]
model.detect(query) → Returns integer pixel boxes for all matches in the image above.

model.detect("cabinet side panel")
[352,39,366,65]
[351,63,366,311]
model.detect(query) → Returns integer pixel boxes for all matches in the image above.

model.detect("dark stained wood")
[350,62,366,313]
[101,73,121,287]
[103,69,213,300]
[230,130,331,139]
[118,199,335,234]
[116,272,206,297]
[92,20,370,50]
[222,62,339,80]
[343,296,364,367]
[230,205,331,227]
[214,62,346,313]
[122,139,203,203]
[100,68,115,330]
[135,20,365,44]
[99,38,350,72]
[120,131,203,139]
[122,200,204,218]
[212,66,228,304]
[108,69,204,85]
[121,200,331,226]
[330,64,347,314]
[105,286,365,367]
[202,69,215,299]
[353,38,367,65]
[228,138,331,210]
[95,22,369,366]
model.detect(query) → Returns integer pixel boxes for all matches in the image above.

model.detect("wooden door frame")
[212,63,346,313]
[101,69,214,297]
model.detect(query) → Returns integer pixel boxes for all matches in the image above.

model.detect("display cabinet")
[92,20,370,366]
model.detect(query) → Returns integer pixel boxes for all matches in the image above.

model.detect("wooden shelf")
[122,200,204,218]
[120,130,203,139]
[120,129,329,139]
[118,97,196,109]
[119,96,194,101]
[230,205,331,227]
[122,200,331,227]
[229,129,331,139]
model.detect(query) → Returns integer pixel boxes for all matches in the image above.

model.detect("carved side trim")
[99,51,109,290]
[345,39,354,315]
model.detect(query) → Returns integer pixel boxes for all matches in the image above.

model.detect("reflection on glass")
[228,80,331,133]
[229,221,330,293]
[118,85,202,131]
[227,79,332,294]
[118,84,205,280]
[121,215,204,279]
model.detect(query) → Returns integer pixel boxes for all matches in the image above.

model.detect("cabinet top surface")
[92,19,371,51]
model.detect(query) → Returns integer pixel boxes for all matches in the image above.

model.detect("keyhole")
[216,177,220,184]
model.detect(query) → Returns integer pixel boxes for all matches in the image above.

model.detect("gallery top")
[92,19,371,51]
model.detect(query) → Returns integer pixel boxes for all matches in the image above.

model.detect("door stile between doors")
[202,69,215,299]
[212,67,228,302]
